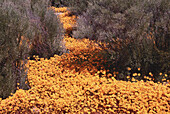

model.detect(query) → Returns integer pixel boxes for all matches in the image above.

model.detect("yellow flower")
[133,73,137,76]
[131,77,136,81]
[127,67,131,71]
[127,76,130,79]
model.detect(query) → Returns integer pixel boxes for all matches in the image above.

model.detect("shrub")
[0,0,65,99]
[51,0,90,15]
[50,0,65,7]
[72,0,170,82]
[28,0,66,59]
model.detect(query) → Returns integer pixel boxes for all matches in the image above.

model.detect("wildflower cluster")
[0,54,169,113]
[50,6,77,34]
[0,7,169,113]
[50,6,67,13]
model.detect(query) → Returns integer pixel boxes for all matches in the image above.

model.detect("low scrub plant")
[0,0,65,99]
[71,0,170,82]
[51,0,90,15]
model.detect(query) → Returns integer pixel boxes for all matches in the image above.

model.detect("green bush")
[0,0,65,99]
[72,0,170,82]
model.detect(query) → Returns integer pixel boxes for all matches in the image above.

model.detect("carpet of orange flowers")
[0,7,169,114]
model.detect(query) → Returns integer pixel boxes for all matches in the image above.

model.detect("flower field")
[0,7,169,114]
